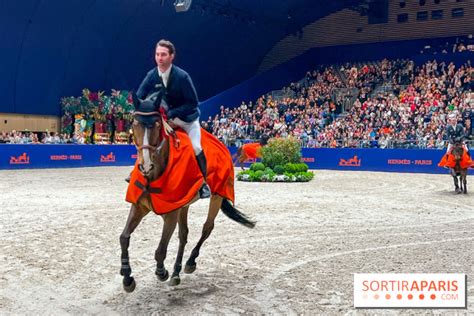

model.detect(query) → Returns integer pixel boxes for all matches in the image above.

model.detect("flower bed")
[236,137,314,182]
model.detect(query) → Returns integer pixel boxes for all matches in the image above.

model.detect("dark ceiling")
[0,0,362,115]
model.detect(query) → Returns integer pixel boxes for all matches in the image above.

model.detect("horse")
[450,142,468,194]
[119,93,255,292]
[232,135,270,169]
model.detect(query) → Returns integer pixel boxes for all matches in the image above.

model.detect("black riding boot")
[125,172,131,183]
[196,151,211,199]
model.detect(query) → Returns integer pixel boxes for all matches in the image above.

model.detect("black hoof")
[156,269,169,282]
[169,275,181,286]
[123,277,136,293]
[184,263,196,274]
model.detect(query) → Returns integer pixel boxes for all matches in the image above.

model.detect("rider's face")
[155,46,174,70]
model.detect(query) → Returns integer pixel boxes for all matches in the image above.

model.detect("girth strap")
[134,180,162,194]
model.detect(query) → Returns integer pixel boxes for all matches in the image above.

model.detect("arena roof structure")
[0,0,364,115]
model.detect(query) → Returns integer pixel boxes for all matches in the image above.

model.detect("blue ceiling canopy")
[0,0,365,116]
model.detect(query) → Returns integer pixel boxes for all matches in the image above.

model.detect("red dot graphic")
[419,294,425,300]
[385,294,391,300]
[408,294,413,300]
[397,294,402,300]
[431,294,436,300]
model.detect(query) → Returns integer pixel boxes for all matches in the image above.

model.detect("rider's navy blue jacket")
[137,65,200,123]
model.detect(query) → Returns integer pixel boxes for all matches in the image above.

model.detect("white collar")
[158,65,172,87]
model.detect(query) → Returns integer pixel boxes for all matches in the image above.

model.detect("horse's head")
[131,92,165,178]
[260,134,270,146]
[452,141,464,162]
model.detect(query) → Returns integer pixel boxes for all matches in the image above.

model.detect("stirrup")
[199,183,211,199]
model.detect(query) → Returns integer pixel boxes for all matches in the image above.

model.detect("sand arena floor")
[0,166,473,315]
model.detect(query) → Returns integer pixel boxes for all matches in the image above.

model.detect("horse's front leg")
[169,206,190,286]
[120,204,149,292]
[452,172,460,193]
[155,211,178,282]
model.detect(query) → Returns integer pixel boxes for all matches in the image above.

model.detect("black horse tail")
[221,199,255,228]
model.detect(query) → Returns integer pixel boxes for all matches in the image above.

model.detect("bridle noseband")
[132,113,166,154]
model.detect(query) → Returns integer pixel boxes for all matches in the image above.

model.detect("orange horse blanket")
[242,142,262,159]
[438,150,473,169]
[126,129,235,214]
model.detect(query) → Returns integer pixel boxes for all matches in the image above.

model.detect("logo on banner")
[388,159,432,165]
[9,153,30,165]
[50,155,83,161]
[100,152,116,162]
[388,159,411,165]
[354,273,466,308]
[131,154,138,159]
[339,155,361,167]
[302,157,315,163]
[50,155,68,161]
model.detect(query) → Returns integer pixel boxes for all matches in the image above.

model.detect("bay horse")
[120,93,255,292]
[232,135,270,169]
[450,142,468,194]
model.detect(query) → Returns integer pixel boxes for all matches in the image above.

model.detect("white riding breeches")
[447,143,469,154]
[170,117,202,155]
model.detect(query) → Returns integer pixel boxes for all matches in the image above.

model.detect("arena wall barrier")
[1,145,137,170]
[227,147,448,174]
[1,145,450,174]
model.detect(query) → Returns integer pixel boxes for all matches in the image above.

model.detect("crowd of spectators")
[207,58,473,149]
[420,35,474,55]
[0,131,76,144]
[2,55,473,149]
[202,66,346,147]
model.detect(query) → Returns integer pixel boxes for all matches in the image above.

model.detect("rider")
[446,113,470,157]
[133,39,210,199]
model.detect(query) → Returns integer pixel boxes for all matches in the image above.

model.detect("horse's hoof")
[463,191,467,194]
[123,277,136,293]
[184,264,196,274]
[169,275,181,286]
[156,269,169,282]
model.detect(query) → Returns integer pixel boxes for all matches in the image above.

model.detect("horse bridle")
[132,112,167,155]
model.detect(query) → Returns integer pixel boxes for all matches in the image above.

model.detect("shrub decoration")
[236,138,314,182]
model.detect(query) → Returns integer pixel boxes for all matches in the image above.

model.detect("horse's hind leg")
[120,204,149,292]
[462,173,467,194]
[155,211,178,282]
[237,147,247,170]
[184,195,223,274]
[170,206,190,286]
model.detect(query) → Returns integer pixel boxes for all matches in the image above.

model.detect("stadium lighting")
[174,0,192,12]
